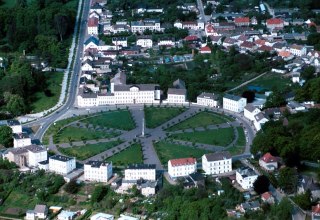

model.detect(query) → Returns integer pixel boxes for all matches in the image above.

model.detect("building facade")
[84,161,113,182]
[13,133,32,148]
[124,164,156,181]
[236,167,258,190]
[48,155,76,175]
[202,152,232,175]
[168,157,197,178]
[223,94,247,113]
[197,92,219,107]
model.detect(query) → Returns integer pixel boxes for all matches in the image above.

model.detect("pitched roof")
[260,153,277,163]
[200,46,211,52]
[184,35,198,41]
[240,41,256,49]
[312,204,320,214]
[88,17,99,27]
[224,94,243,101]
[244,104,258,113]
[204,152,231,162]
[234,17,250,23]
[261,192,273,200]
[266,18,284,25]
[34,205,47,214]
[84,36,99,46]
[169,158,196,167]
[167,88,186,95]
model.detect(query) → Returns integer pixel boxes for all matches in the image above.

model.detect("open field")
[59,140,122,160]
[167,111,229,131]
[53,126,120,144]
[107,144,143,166]
[170,127,235,146]
[82,110,135,130]
[235,127,246,147]
[0,191,36,216]
[154,141,209,165]
[145,106,185,128]
[247,73,291,91]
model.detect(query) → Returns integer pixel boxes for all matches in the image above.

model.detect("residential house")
[118,214,139,220]
[48,155,76,175]
[109,24,131,34]
[124,164,156,181]
[289,44,307,57]
[182,21,198,30]
[200,46,212,54]
[205,24,219,36]
[140,181,157,197]
[253,112,269,131]
[136,36,153,48]
[88,17,99,35]
[240,41,257,52]
[166,79,187,104]
[259,153,278,171]
[131,19,161,33]
[312,204,320,220]
[197,92,219,107]
[222,37,238,48]
[26,205,48,220]
[234,17,250,26]
[223,94,247,113]
[210,36,222,45]
[168,157,197,178]
[90,213,114,220]
[0,120,22,133]
[13,133,32,148]
[57,210,76,220]
[261,192,275,204]
[287,101,306,113]
[244,104,261,121]
[236,167,258,190]
[298,176,320,200]
[184,173,205,188]
[90,2,103,14]
[158,38,175,47]
[173,20,183,29]
[84,161,113,182]
[202,152,232,175]
[112,37,127,48]
[237,201,261,213]
[266,18,284,30]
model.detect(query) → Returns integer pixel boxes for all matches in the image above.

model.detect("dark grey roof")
[204,152,231,162]
[244,104,258,113]
[110,72,126,85]
[127,164,156,169]
[86,160,110,168]
[78,88,97,98]
[197,92,217,100]
[254,112,268,122]
[39,160,49,165]
[237,167,256,177]
[167,88,186,95]
[34,205,47,214]
[189,172,204,182]
[114,84,158,92]
[173,79,186,89]
[224,94,243,101]
[50,155,74,162]
[24,145,46,153]
[287,101,303,109]
[13,132,30,139]
[7,120,20,126]
[300,176,320,191]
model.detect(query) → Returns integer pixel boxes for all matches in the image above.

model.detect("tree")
[64,179,80,194]
[91,185,108,204]
[301,66,316,81]
[293,190,312,210]
[242,90,255,103]
[204,3,213,15]
[278,167,298,194]
[253,175,270,194]
[5,94,26,116]
[0,126,13,147]
[54,14,69,41]
[264,90,286,108]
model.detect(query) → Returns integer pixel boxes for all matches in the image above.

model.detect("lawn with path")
[154,141,209,165]
[53,126,120,144]
[170,127,235,146]
[167,111,231,131]
[247,73,291,91]
[107,143,143,166]
[59,140,122,160]
[82,110,135,130]
[144,106,185,128]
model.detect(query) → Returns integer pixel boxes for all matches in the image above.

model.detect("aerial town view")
[0,0,320,219]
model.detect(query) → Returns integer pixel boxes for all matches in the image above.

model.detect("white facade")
[253,112,269,131]
[112,38,127,48]
[13,133,32,148]
[90,213,114,220]
[202,152,232,175]
[168,158,197,178]
[236,167,258,190]
[158,39,175,46]
[136,38,153,48]
[289,45,307,57]
[131,20,161,33]
[28,149,47,167]
[223,95,247,113]
[88,25,99,35]
[244,104,261,121]
[49,155,76,175]
[167,88,187,104]
[197,92,219,107]
[84,161,113,182]
[124,164,156,181]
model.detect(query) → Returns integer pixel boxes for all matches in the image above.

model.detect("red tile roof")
[234,17,250,24]
[206,24,216,33]
[258,45,272,52]
[261,192,272,200]
[88,17,99,27]
[169,157,196,167]
[184,35,198,41]
[312,204,320,213]
[240,41,256,49]
[200,46,211,52]
[266,18,284,25]
[260,153,277,163]
[255,39,266,46]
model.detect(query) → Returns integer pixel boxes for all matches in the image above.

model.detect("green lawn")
[30,72,64,113]
[248,73,291,91]
[167,111,229,131]
[82,110,135,130]
[170,127,235,147]
[0,190,37,215]
[144,106,185,128]
[107,144,143,166]
[227,146,244,156]
[235,127,246,147]
[154,141,209,165]
[53,126,120,144]
[59,140,122,160]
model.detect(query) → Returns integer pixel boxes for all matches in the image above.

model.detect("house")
[253,112,269,131]
[168,157,197,178]
[205,24,218,36]
[223,94,247,113]
[90,213,114,220]
[84,161,113,182]
[197,92,219,107]
[118,214,139,220]
[237,201,261,213]
[26,205,48,220]
[124,164,156,181]
[173,20,183,29]
[202,152,232,175]
[112,37,127,48]
[222,37,238,48]
[259,153,278,171]
[57,210,76,220]
[166,79,187,104]
[136,36,153,48]
[0,120,22,133]
[240,41,257,52]
[261,192,275,204]
[292,72,300,83]
[182,21,198,30]
[312,204,320,220]
[210,36,222,45]
[88,17,99,35]
[244,104,261,121]
[289,44,307,57]
[234,17,250,26]
[298,176,320,200]
[236,167,258,190]
[266,18,284,30]
[184,35,198,42]
[131,19,161,33]
[13,133,32,148]
[140,181,157,196]
[158,38,175,47]
[90,2,103,14]
[48,155,76,175]
[200,46,212,54]
[287,101,306,113]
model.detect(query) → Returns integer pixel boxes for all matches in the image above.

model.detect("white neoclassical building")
[202,152,232,175]
[168,157,197,178]
[84,161,113,182]
[223,94,247,113]
[48,155,76,175]
[197,92,219,107]
[131,19,161,33]
[13,133,32,148]
[124,164,156,181]
[236,167,258,190]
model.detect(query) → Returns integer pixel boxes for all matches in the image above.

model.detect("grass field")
[170,127,235,146]
[0,190,37,215]
[59,140,122,160]
[53,126,120,144]
[145,106,185,128]
[154,141,209,165]
[167,112,229,131]
[82,110,135,130]
[30,72,63,113]
[107,144,143,166]
[235,127,246,147]
[248,73,291,91]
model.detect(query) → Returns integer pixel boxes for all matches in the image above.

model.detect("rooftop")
[169,157,196,167]
[224,94,244,101]
[127,164,156,169]
[204,152,231,162]
[85,160,110,168]
[197,92,217,100]
[13,132,30,139]
[260,153,277,163]
[34,205,47,214]
[167,88,186,95]
[237,167,257,177]
[50,155,74,162]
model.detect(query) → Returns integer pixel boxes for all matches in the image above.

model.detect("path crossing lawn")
[53,126,120,143]
[107,144,143,166]
[59,140,122,160]
[144,106,185,128]
[170,127,235,146]
[167,111,229,131]
[227,146,244,156]
[154,141,209,165]
[82,110,135,130]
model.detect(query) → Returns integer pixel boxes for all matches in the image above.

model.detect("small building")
[168,157,197,178]
[136,36,153,48]
[200,46,212,54]
[223,94,247,113]
[141,181,157,197]
[236,167,258,190]
[234,17,250,26]
[167,79,187,104]
[261,192,275,204]
[266,18,284,30]
[57,210,76,220]
[312,204,320,220]
[259,153,278,171]
[202,152,232,175]
[84,161,113,183]
[13,132,32,148]
[90,213,114,220]
[112,37,127,48]
[49,155,76,175]
[124,164,156,181]
[244,104,261,121]
[237,201,261,213]
[118,214,139,220]
[88,17,99,35]
[0,120,22,133]
[298,176,320,200]
[197,92,219,107]
[287,101,306,113]
[253,112,269,131]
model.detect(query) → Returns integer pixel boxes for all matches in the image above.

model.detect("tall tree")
[253,175,270,194]
[0,126,13,147]
[54,13,68,41]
